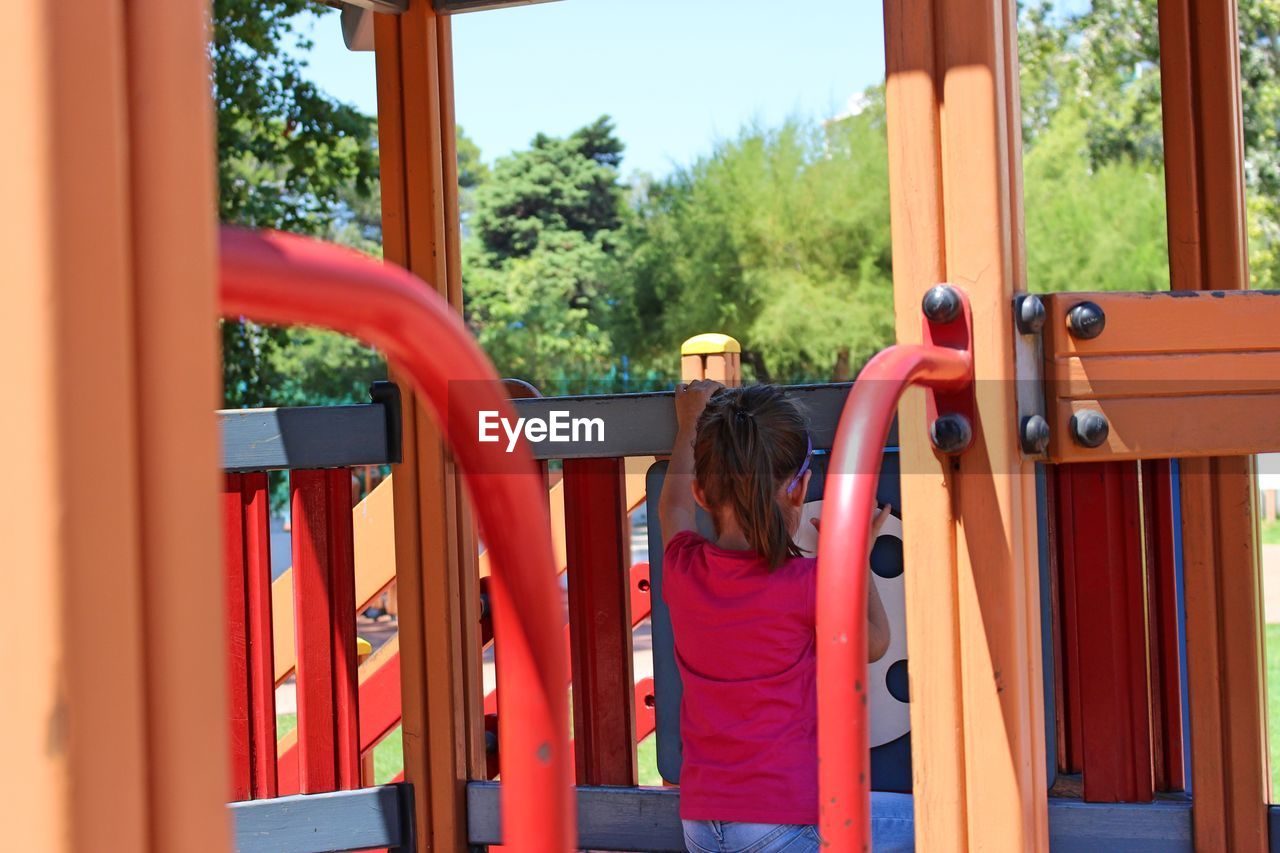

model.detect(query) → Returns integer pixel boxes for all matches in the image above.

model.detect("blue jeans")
[682,820,820,853]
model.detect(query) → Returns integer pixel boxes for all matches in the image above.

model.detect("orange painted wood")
[1047,395,1280,462]
[375,2,476,848]
[1158,0,1267,847]
[884,0,1048,848]
[1042,290,1280,358]
[882,0,967,844]
[4,0,226,847]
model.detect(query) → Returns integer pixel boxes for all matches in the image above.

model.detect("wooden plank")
[241,473,279,798]
[1041,290,1280,358]
[291,470,340,793]
[126,0,231,841]
[375,2,475,848]
[884,0,1048,847]
[1057,463,1153,802]
[1141,460,1184,791]
[224,474,254,801]
[466,784,1192,852]
[4,0,227,847]
[882,0,966,843]
[1048,467,1084,773]
[505,384,856,458]
[229,784,408,853]
[1048,349,1280,399]
[326,468,362,789]
[1158,0,1267,842]
[219,404,392,472]
[1048,395,1280,462]
[564,457,636,785]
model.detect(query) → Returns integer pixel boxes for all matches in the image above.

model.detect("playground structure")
[7,0,1279,852]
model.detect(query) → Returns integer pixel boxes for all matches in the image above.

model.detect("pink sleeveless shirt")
[662,530,818,825]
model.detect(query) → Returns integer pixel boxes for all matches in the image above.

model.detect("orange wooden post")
[375,4,484,850]
[680,333,741,387]
[883,0,1048,848]
[1158,0,1269,849]
[1,0,227,849]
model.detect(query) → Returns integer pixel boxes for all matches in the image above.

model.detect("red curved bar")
[816,342,971,850]
[219,227,575,852]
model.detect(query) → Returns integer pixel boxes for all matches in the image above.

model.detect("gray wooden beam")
[435,0,560,13]
[507,383,882,460]
[219,404,392,472]
[467,783,1193,852]
[230,784,410,853]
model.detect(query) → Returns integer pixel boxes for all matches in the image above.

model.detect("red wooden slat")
[1051,468,1084,773]
[326,468,361,790]
[1063,462,1154,802]
[291,469,338,794]
[1142,459,1184,791]
[563,457,636,786]
[241,472,278,799]
[223,473,252,801]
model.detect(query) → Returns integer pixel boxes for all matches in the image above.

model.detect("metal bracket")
[920,284,978,455]
[370,380,404,464]
[1012,293,1050,458]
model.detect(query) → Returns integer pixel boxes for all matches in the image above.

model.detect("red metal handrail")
[816,340,972,849]
[220,227,575,851]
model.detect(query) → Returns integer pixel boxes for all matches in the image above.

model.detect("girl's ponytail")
[694,386,810,569]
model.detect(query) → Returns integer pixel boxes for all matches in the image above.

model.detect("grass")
[277,714,662,786]
[1269,626,1280,799]
[1262,520,1280,545]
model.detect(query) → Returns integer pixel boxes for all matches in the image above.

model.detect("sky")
[295,0,886,178]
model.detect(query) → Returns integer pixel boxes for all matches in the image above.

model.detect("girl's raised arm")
[659,380,722,548]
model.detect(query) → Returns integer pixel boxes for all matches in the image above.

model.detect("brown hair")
[693,385,810,569]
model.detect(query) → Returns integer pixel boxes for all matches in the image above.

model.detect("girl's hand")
[870,503,893,539]
[674,379,723,432]
[809,503,893,546]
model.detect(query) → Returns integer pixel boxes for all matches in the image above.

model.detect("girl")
[659,380,891,853]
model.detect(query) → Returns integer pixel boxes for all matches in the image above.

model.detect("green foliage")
[463,118,633,393]
[1023,105,1170,293]
[216,2,381,408]
[1019,0,1280,291]
[472,116,625,261]
[214,1,377,233]
[618,110,894,383]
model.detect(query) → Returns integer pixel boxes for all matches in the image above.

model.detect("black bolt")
[1015,295,1046,334]
[1066,301,1106,340]
[930,413,973,454]
[1069,410,1110,448]
[1020,415,1051,455]
[922,284,962,324]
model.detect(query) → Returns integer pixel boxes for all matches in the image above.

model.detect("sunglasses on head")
[785,432,813,494]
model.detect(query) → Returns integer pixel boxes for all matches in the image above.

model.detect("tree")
[463,117,630,393]
[617,107,895,383]
[215,2,381,407]
[1018,0,1280,290]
